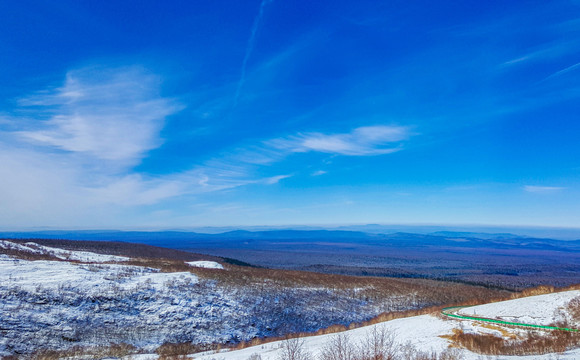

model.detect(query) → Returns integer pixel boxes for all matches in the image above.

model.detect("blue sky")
[1,0,579,229]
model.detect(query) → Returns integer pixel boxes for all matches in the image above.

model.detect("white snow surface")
[0,240,129,262]
[458,290,580,326]
[187,260,224,269]
[190,315,455,360]
[0,255,198,295]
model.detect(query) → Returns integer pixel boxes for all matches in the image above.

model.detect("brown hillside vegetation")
[568,296,580,322]
[448,328,580,356]
[192,263,508,306]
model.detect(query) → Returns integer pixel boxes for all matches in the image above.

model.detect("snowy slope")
[188,290,580,360]
[0,254,245,356]
[0,240,129,262]
[190,318,580,360]
[192,315,454,360]
[458,290,580,326]
[0,250,409,357]
[0,255,198,293]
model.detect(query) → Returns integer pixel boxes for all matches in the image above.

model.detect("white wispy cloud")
[0,66,192,225]
[87,174,186,206]
[262,174,292,184]
[542,61,580,82]
[0,65,415,227]
[233,0,274,108]
[268,125,410,156]
[501,41,580,67]
[18,66,182,165]
[192,125,410,191]
[524,185,566,194]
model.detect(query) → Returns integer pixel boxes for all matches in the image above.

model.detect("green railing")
[441,306,580,332]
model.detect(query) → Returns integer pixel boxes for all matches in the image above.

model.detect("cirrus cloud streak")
[268,125,411,156]
[524,185,566,194]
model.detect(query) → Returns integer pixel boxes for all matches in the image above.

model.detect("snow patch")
[186,260,224,269]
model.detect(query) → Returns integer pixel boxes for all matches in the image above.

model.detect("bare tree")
[437,348,464,360]
[357,326,397,360]
[249,353,263,360]
[279,337,311,360]
[320,333,356,360]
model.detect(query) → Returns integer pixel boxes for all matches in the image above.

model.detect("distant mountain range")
[1,229,579,252]
[429,231,523,239]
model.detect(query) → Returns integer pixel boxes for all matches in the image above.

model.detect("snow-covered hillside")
[0,240,430,357]
[190,291,580,360]
[0,241,244,356]
[0,254,198,293]
[0,252,240,356]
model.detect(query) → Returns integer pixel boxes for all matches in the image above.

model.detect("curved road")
[441,306,580,332]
